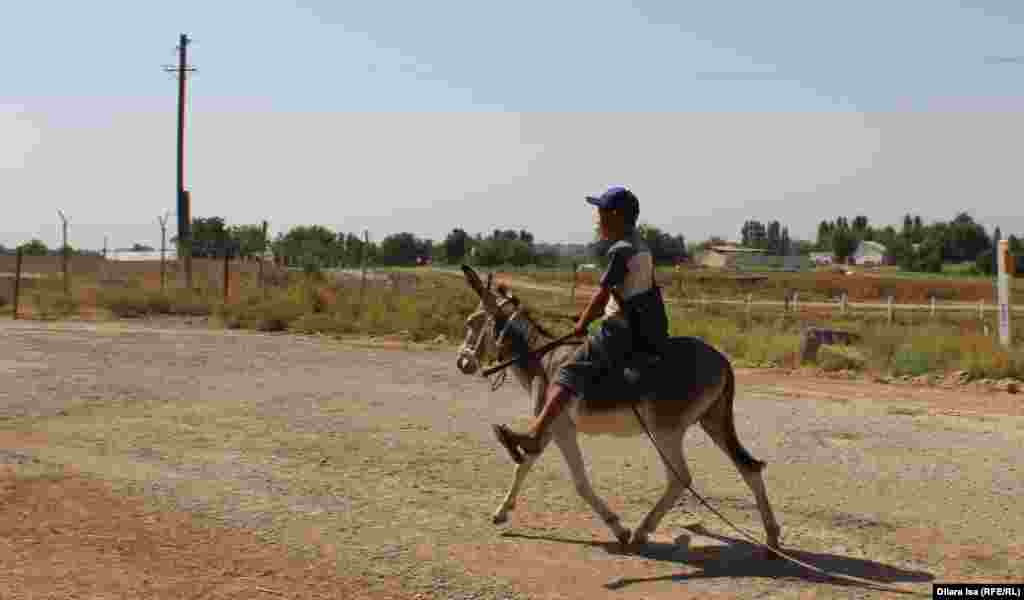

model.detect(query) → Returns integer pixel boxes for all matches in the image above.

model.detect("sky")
[4,0,1024,251]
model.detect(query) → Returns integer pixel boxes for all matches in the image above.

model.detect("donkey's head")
[455,265,547,376]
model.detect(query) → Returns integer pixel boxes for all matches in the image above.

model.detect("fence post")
[979,299,984,322]
[887,295,894,325]
[12,248,23,320]
[223,251,230,305]
[793,291,799,313]
[840,292,848,315]
[358,229,369,312]
[570,262,577,309]
[745,293,752,320]
[930,296,935,319]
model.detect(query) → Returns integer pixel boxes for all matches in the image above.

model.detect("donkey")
[454,265,781,552]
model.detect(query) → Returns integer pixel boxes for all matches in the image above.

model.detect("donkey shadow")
[501,523,934,595]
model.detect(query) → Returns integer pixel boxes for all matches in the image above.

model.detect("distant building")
[851,240,889,266]
[697,245,766,269]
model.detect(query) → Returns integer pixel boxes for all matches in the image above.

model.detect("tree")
[229,224,268,259]
[780,227,792,256]
[816,220,833,251]
[832,227,858,263]
[766,221,781,255]
[273,225,340,269]
[182,216,232,258]
[378,232,430,266]
[18,239,49,256]
[443,228,470,264]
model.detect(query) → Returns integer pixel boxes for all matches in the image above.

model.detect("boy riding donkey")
[493,186,670,463]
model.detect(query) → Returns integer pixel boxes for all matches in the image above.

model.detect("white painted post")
[840,292,848,315]
[997,239,1012,347]
[979,299,984,322]
[746,293,752,319]
[887,295,894,325]
[930,296,935,318]
[793,291,799,313]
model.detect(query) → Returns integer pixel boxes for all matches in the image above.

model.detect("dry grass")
[7,264,1024,380]
[515,265,1021,303]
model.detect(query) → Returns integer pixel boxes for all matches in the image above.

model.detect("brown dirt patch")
[735,368,1024,417]
[0,465,406,600]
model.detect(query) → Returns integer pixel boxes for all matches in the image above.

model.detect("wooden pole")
[930,296,935,319]
[12,248,23,320]
[58,210,70,297]
[887,295,894,325]
[223,249,230,305]
[358,230,369,311]
[260,220,268,299]
[569,262,577,309]
[158,213,169,293]
[840,292,848,315]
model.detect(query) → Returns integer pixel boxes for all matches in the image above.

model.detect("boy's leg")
[493,381,573,462]
[493,322,631,463]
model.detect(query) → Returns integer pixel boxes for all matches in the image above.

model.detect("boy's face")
[595,208,626,241]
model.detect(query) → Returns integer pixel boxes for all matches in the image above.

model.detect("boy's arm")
[574,246,629,335]
[574,286,610,335]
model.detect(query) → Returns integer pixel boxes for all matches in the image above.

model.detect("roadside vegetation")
[6,264,1023,382]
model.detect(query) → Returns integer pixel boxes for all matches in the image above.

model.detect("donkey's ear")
[461,264,486,297]
[461,265,498,311]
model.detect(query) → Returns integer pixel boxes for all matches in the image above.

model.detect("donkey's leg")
[553,427,631,545]
[492,434,551,525]
[700,417,782,556]
[633,426,690,545]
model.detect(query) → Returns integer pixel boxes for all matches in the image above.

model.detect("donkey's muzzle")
[457,355,479,375]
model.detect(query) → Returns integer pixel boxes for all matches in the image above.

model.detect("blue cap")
[586,186,639,220]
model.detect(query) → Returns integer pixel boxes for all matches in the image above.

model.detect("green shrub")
[818,345,866,372]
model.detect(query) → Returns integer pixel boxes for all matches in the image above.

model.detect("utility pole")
[163,34,197,290]
[57,210,70,297]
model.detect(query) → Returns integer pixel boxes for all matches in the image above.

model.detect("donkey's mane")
[494,284,558,340]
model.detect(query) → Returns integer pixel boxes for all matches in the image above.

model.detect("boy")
[493,186,669,463]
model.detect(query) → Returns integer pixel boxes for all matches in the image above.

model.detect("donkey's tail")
[700,362,766,473]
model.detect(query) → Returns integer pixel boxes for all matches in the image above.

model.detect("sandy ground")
[0,318,1022,599]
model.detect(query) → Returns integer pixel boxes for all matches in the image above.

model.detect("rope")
[630,404,923,596]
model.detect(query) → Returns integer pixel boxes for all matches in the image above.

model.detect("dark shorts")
[555,316,636,399]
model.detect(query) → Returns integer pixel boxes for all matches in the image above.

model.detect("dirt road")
[1,319,1021,599]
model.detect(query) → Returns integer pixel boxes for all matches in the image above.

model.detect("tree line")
[813,213,1021,273]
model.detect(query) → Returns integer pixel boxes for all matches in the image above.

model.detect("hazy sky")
[4,1,1024,251]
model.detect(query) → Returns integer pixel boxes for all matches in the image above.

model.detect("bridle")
[456,292,551,390]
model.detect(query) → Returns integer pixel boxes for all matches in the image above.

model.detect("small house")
[851,241,889,266]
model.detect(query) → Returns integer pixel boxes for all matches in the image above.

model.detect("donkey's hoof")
[631,530,650,546]
[492,513,509,526]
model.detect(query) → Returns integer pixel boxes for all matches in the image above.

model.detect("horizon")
[5,2,1024,251]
